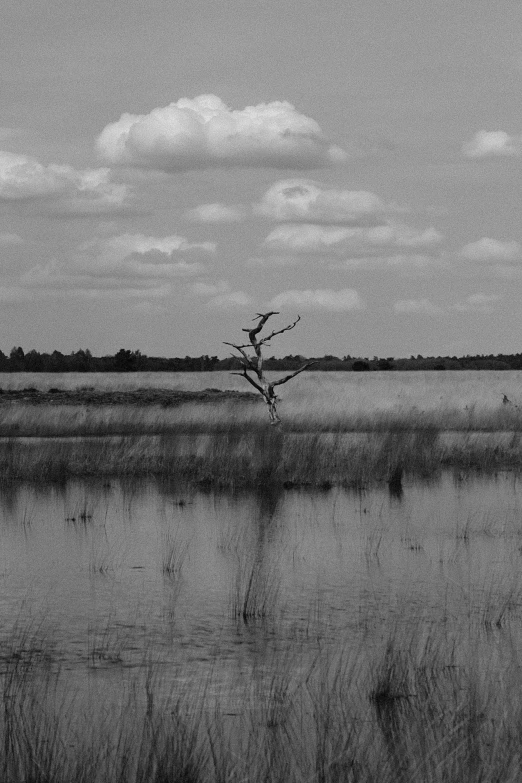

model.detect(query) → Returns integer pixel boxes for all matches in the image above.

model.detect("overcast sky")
[2,0,522,358]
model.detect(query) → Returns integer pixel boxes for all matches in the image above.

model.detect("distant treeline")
[2,346,522,372]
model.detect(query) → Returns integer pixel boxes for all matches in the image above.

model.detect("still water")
[1,472,522,689]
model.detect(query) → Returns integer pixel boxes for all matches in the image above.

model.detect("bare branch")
[257,315,301,346]
[241,311,279,342]
[271,361,317,388]
[223,341,253,350]
[225,310,309,425]
[224,343,258,373]
[231,368,264,395]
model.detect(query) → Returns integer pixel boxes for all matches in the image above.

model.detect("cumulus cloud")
[21,232,214,298]
[263,221,442,255]
[460,237,522,262]
[255,179,384,224]
[185,203,244,223]
[268,288,364,311]
[463,131,522,157]
[394,299,443,315]
[0,151,131,213]
[96,94,347,171]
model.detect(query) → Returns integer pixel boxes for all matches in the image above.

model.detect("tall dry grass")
[0,427,519,487]
[1,619,522,781]
[3,370,522,435]
[1,371,522,486]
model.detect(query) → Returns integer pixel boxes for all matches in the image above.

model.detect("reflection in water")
[0,472,522,689]
[1,471,522,778]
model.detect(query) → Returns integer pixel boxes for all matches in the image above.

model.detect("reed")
[162,525,191,579]
[0,426,521,488]
[0,621,522,781]
[2,371,522,487]
[4,395,522,437]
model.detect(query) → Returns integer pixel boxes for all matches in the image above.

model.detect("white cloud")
[453,293,501,312]
[190,279,253,308]
[264,224,356,251]
[268,288,364,311]
[255,179,384,224]
[263,221,442,255]
[463,131,522,158]
[0,151,130,212]
[460,237,522,262]
[0,233,23,245]
[185,203,244,223]
[84,233,216,262]
[96,94,347,171]
[394,299,442,315]
[20,232,214,298]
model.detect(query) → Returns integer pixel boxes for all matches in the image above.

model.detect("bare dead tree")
[224,311,315,425]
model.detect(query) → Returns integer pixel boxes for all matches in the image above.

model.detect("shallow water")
[1,472,522,697]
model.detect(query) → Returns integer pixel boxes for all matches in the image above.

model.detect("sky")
[1,0,522,359]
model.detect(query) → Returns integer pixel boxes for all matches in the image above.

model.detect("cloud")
[268,288,364,311]
[0,233,23,245]
[265,224,355,251]
[185,203,244,223]
[0,151,131,213]
[83,233,216,263]
[255,179,385,225]
[463,131,522,158]
[453,293,501,313]
[263,221,442,255]
[20,232,214,298]
[394,299,443,315]
[96,94,347,171]
[190,279,253,308]
[459,237,522,262]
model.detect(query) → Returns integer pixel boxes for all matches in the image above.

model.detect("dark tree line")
[1,346,522,372]
[0,348,219,373]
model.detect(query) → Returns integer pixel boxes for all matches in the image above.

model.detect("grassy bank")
[4,397,522,436]
[1,370,522,486]
[1,622,522,782]
[0,427,520,487]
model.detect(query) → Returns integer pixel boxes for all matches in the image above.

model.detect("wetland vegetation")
[1,371,522,780]
[0,475,522,781]
[0,370,522,487]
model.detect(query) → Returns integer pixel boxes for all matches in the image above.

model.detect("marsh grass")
[232,552,281,622]
[1,622,522,781]
[2,371,522,486]
[0,425,520,488]
[87,622,124,668]
[162,525,191,579]
[4,396,522,437]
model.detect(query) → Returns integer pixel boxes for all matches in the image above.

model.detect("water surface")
[1,473,521,692]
